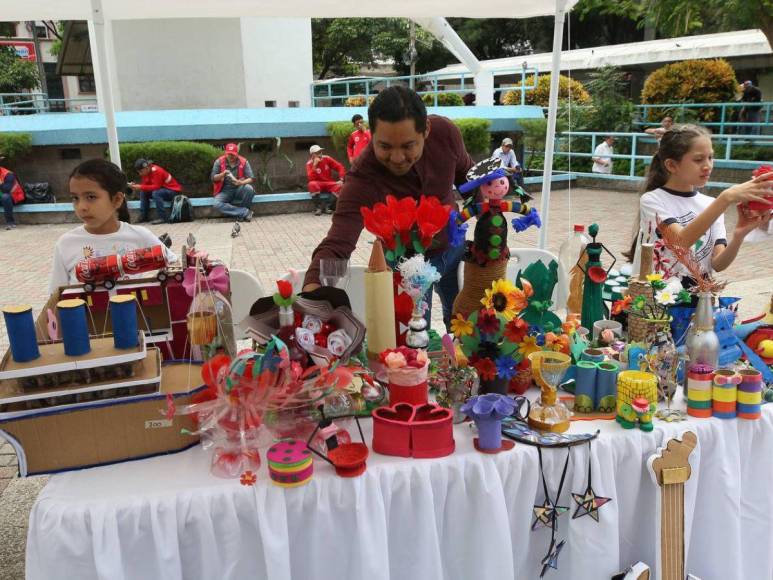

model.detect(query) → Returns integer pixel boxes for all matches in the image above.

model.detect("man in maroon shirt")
[303,86,474,329]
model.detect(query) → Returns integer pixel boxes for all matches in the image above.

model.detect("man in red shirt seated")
[346,114,372,162]
[129,159,182,224]
[303,86,475,330]
[306,145,345,216]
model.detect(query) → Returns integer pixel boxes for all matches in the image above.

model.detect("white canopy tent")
[2,0,578,248]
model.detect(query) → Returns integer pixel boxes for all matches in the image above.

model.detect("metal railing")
[0,92,99,115]
[633,102,773,135]
[310,67,539,107]
[550,131,773,178]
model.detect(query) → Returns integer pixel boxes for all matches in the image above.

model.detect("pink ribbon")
[183,265,229,297]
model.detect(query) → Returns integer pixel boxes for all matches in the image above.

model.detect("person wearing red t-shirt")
[129,159,182,224]
[306,145,345,216]
[346,114,372,162]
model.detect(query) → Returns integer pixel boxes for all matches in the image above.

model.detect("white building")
[4,18,314,112]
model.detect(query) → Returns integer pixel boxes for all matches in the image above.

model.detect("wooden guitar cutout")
[647,431,698,580]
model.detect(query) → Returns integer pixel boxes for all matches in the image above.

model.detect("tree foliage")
[0,47,40,93]
[641,59,737,121]
[575,0,773,47]
[312,19,452,79]
[502,74,591,107]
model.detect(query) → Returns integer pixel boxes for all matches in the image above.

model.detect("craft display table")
[26,398,773,580]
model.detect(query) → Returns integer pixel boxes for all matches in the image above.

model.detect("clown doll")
[451,158,541,319]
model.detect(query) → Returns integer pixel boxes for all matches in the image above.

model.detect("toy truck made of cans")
[75,245,182,292]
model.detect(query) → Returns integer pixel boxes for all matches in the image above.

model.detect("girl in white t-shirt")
[631,124,772,286]
[49,159,177,293]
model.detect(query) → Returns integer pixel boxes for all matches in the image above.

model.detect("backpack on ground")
[169,194,194,223]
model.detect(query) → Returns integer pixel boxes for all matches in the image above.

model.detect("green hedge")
[0,132,32,162]
[327,121,356,153]
[453,118,491,155]
[422,92,464,106]
[119,141,222,193]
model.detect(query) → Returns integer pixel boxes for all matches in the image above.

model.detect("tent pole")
[537,0,568,250]
[88,0,121,168]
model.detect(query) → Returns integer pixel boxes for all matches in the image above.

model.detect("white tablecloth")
[26,401,773,580]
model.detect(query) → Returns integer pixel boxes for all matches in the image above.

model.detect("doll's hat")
[458,157,507,194]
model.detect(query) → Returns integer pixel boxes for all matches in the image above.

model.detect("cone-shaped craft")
[365,240,396,360]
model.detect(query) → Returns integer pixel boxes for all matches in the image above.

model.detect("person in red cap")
[210,143,255,222]
[346,114,371,162]
[129,158,182,224]
[306,145,345,216]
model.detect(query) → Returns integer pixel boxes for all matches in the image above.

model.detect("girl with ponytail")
[48,158,177,292]
[628,124,772,285]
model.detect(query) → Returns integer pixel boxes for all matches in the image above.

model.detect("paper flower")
[646,273,663,283]
[677,289,692,304]
[240,470,257,486]
[361,202,397,250]
[478,309,502,336]
[655,289,676,306]
[611,295,633,316]
[631,295,647,311]
[504,317,529,343]
[386,195,417,245]
[385,351,408,369]
[518,335,542,358]
[461,393,517,421]
[415,196,453,250]
[481,279,528,321]
[272,279,296,307]
[495,355,517,380]
[472,356,498,380]
[451,313,475,338]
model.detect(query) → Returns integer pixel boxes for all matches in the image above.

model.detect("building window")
[78,75,97,93]
[264,100,276,108]
[35,25,48,39]
[288,100,300,108]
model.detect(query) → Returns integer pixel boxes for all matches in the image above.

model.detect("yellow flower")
[481,279,526,321]
[450,313,474,338]
[646,273,664,283]
[518,335,542,358]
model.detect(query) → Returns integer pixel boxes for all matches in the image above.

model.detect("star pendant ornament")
[540,538,565,577]
[532,499,569,531]
[571,484,612,521]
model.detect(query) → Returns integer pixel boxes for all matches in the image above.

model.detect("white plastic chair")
[229,269,265,339]
[456,247,568,310]
[282,265,367,323]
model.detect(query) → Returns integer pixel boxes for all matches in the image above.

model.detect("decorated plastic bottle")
[559,224,590,313]
[687,292,719,370]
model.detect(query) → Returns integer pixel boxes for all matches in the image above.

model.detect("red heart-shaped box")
[372,403,455,459]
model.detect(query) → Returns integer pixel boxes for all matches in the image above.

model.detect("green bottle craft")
[576,224,615,331]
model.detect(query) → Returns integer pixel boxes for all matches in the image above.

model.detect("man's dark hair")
[351,114,363,124]
[368,86,427,134]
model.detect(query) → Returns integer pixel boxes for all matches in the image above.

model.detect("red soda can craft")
[123,245,166,274]
[75,245,167,288]
[75,254,122,284]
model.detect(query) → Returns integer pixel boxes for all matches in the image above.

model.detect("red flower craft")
[240,470,257,486]
[504,318,528,343]
[472,357,497,381]
[386,195,417,245]
[361,202,397,249]
[416,196,452,249]
[752,165,773,178]
[276,279,293,299]
[477,308,501,336]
